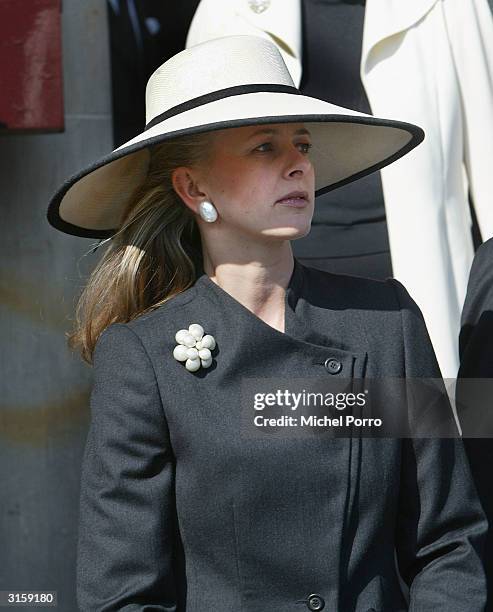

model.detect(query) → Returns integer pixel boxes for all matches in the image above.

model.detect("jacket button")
[248,0,271,14]
[307,593,325,610]
[324,358,342,374]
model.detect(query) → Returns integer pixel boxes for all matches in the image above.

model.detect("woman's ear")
[171,167,207,214]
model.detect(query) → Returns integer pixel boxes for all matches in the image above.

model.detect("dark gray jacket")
[77,258,487,611]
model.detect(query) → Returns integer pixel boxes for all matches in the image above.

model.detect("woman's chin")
[261,224,312,240]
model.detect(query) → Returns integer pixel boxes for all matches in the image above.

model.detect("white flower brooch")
[173,324,216,372]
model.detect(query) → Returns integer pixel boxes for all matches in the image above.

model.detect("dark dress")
[76,258,486,611]
[294,0,393,280]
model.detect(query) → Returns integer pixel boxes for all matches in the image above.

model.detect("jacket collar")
[235,0,303,84]
[286,256,305,312]
[236,0,302,58]
[193,256,367,373]
[195,255,305,310]
[241,0,439,87]
[361,0,439,75]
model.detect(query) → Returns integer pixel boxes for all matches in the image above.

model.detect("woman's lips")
[275,191,309,208]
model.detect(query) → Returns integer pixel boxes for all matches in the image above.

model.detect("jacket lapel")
[237,0,440,87]
[235,0,303,85]
[361,0,439,77]
[236,0,301,57]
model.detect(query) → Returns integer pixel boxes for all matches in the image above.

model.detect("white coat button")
[248,0,270,14]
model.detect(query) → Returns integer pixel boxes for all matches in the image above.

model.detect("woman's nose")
[284,147,313,178]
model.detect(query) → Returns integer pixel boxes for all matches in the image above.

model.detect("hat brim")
[47,92,424,238]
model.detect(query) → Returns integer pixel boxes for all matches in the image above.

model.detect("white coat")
[186,0,493,378]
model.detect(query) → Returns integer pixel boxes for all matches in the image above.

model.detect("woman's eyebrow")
[293,128,311,136]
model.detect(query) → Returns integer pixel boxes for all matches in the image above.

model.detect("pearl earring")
[198,200,218,223]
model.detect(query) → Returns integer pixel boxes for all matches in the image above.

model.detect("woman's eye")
[253,142,312,153]
[255,142,273,152]
[298,142,313,154]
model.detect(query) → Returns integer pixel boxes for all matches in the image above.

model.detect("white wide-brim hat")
[47,35,424,239]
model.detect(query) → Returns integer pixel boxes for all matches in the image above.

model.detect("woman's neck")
[202,246,295,332]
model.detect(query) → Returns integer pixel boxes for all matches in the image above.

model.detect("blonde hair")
[67,132,213,365]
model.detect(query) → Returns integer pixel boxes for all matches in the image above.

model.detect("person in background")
[457,236,493,611]
[107,0,200,146]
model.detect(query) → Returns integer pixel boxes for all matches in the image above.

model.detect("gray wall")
[0,2,112,610]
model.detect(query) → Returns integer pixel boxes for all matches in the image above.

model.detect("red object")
[0,0,64,133]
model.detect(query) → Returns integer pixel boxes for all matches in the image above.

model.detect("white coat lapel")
[235,0,302,85]
[361,0,439,76]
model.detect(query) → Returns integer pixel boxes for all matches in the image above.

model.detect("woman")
[47,36,486,611]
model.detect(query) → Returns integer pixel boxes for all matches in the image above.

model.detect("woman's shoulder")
[95,283,201,354]
[300,263,414,313]
[301,265,440,375]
